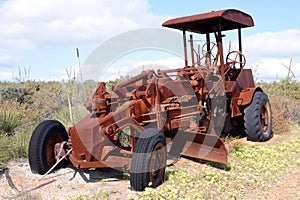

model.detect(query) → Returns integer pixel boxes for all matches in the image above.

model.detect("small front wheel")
[28,120,69,174]
[130,128,167,191]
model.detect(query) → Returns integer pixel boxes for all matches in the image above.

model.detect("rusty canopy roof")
[162,9,254,33]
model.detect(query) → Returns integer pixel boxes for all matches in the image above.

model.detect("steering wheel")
[201,42,218,65]
[226,51,246,69]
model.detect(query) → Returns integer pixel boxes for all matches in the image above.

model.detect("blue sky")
[0,0,299,82]
[150,0,300,32]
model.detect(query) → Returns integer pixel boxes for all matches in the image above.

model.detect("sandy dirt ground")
[0,159,136,199]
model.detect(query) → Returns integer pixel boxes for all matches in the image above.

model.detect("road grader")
[28,9,272,191]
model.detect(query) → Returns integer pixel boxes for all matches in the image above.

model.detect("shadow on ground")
[66,163,130,183]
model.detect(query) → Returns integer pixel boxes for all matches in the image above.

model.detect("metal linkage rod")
[39,148,73,181]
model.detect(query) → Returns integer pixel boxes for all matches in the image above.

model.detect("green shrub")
[0,129,32,165]
[0,100,38,165]
[257,78,300,134]
[0,100,42,134]
[0,109,22,135]
[14,127,33,159]
[0,83,35,104]
[0,101,24,135]
[269,96,290,133]
[257,77,300,100]
[53,106,88,128]
[0,135,16,165]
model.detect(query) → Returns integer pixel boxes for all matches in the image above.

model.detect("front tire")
[130,128,167,191]
[28,120,69,174]
[244,91,273,142]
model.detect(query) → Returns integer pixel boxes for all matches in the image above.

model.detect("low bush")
[257,77,300,134]
[53,106,89,128]
[0,101,35,136]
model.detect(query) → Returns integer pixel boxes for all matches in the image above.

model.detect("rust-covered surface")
[27,8,275,192]
[62,8,261,169]
[67,67,230,167]
[52,8,263,174]
[162,9,254,33]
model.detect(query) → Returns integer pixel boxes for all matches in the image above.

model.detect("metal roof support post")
[206,33,211,51]
[206,33,211,66]
[190,34,195,66]
[217,22,225,80]
[183,30,188,67]
[238,28,243,68]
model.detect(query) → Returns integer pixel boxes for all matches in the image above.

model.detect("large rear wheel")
[28,120,69,174]
[244,91,273,142]
[130,128,167,191]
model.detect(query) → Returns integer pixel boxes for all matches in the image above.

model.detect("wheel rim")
[45,132,64,167]
[149,142,165,187]
[260,101,271,134]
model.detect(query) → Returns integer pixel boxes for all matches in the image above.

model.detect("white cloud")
[244,29,300,81]
[51,66,81,81]
[244,29,300,59]
[224,29,300,82]
[0,0,169,49]
[0,71,14,82]
[99,57,183,81]
[246,58,300,82]
[91,55,300,83]
[0,51,13,64]
[0,0,171,81]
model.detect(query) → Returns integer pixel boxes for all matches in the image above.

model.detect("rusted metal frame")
[99,99,152,136]
[68,114,107,163]
[229,69,257,117]
[224,80,236,92]
[183,30,189,67]
[105,117,145,137]
[229,85,242,117]
[144,78,157,99]
[68,113,144,168]
[166,105,202,131]
[68,113,140,168]
[112,71,154,98]
[169,117,191,130]
[157,66,207,78]
[69,153,131,169]
[130,130,136,153]
[155,79,163,131]
[207,75,223,95]
[166,104,200,120]
[100,145,134,160]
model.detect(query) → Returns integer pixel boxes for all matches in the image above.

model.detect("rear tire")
[244,91,273,142]
[130,128,167,191]
[28,120,69,174]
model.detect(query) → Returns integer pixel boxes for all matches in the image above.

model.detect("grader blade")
[167,131,228,164]
[182,133,228,164]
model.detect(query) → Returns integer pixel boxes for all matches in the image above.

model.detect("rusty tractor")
[28,9,272,191]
